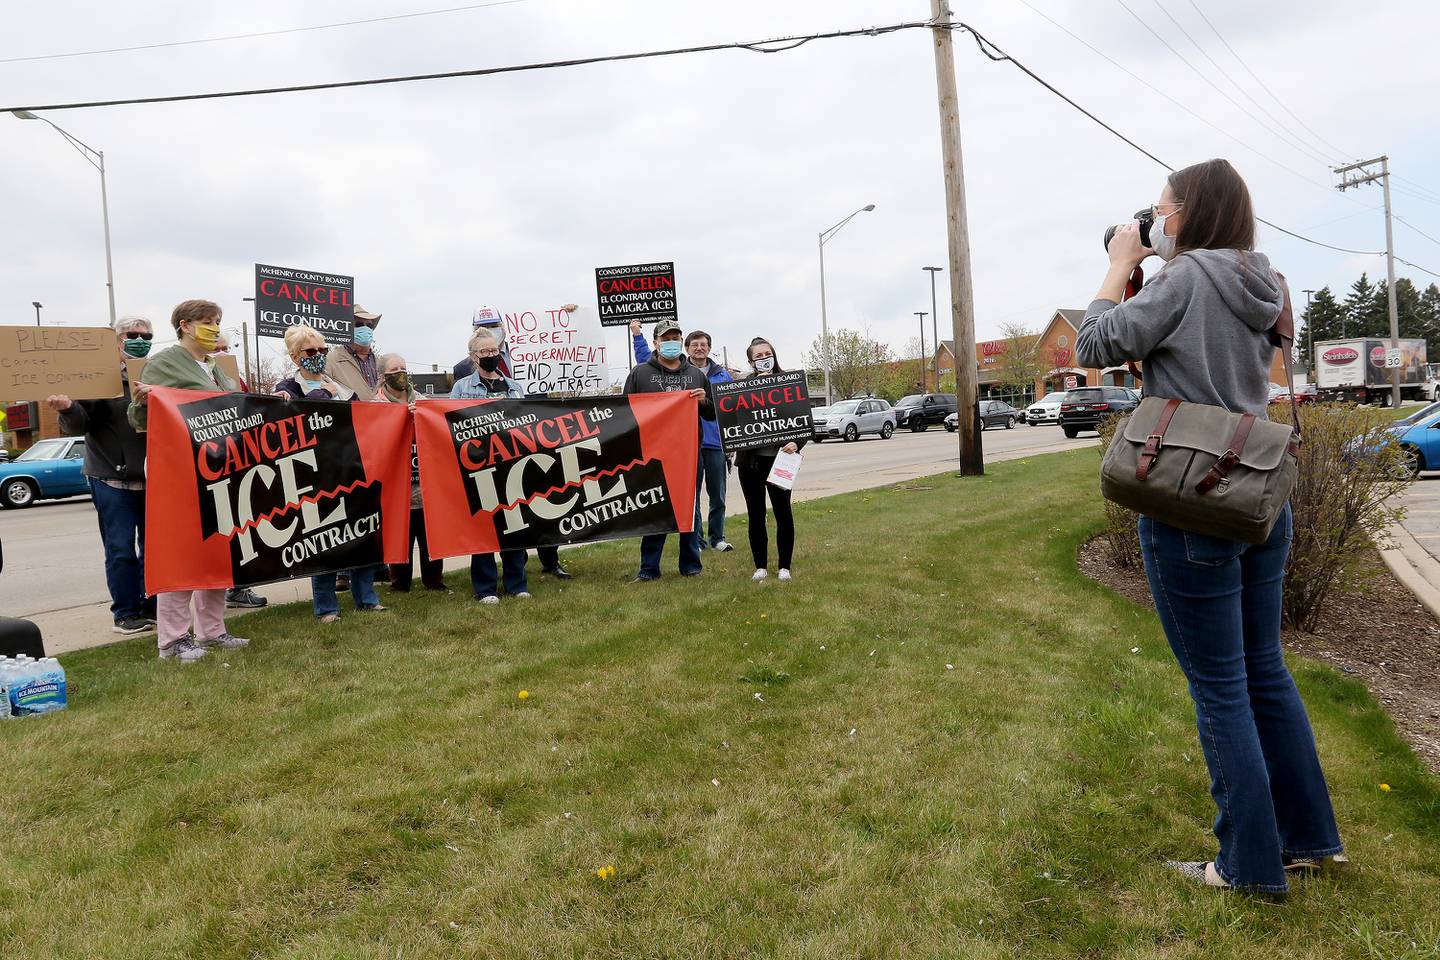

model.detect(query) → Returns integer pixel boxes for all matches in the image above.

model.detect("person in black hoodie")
[47,316,156,635]
[622,319,716,581]
[735,337,804,582]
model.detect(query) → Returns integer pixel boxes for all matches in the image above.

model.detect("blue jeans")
[695,447,728,547]
[311,567,380,617]
[1139,503,1341,892]
[89,478,149,622]
[471,550,528,598]
[638,460,704,578]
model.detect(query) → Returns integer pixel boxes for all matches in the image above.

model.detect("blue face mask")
[658,340,684,360]
[353,325,375,347]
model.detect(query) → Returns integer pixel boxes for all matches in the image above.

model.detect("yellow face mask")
[191,322,221,351]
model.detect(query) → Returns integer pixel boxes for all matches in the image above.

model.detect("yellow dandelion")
[760,613,768,619]
[596,867,607,879]
[518,690,530,700]
[1379,783,1391,792]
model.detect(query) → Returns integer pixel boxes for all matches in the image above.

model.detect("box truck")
[1313,338,1427,405]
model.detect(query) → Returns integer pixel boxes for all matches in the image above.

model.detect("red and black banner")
[415,394,699,557]
[144,387,412,593]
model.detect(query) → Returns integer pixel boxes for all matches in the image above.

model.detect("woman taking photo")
[127,299,250,662]
[736,338,802,583]
[1076,159,1342,893]
[275,324,385,622]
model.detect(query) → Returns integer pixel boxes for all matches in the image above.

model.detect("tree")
[1365,276,1425,341]
[1342,273,1381,339]
[803,328,891,401]
[1418,283,1440,359]
[1298,286,1344,370]
[995,322,1043,404]
[252,353,289,394]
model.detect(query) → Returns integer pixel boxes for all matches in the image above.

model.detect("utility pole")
[32,301,42,326]
[924,266,943,387]
[1335,156,1401,408]
[241,320,253,388]
[930,0,982,473]
[915,312,928,390]
[1302,288,1315,379]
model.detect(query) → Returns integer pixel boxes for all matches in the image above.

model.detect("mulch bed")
[1077,537,1440,773]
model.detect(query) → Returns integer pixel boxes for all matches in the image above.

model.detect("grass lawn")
[3,449,1439,959]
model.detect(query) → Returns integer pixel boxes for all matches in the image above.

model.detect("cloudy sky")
[4,0,1438,383]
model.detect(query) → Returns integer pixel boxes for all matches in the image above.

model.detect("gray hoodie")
[1075,249,1285,417]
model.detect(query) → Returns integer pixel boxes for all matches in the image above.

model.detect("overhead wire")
[1393,174,1440,203]
[1394,215,1440,251]
[0,0,527,65]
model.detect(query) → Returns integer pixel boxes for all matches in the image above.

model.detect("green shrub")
[1095,416,1141,568]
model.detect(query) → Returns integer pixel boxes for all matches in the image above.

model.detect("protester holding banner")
[623,320,715,581]
[48,316,157,635]
[324,305,382,401]
[274,325,352,401]
[210,335,270,613]
[128,300,248,661]
[451,328,531,602]
[376,354,448,593]
[735,338,802,582]
[630,320,735,553]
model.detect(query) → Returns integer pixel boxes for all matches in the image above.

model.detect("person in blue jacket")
[631,319,734,552]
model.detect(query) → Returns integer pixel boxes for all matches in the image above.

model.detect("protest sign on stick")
[0,326,123,402]
[594,262,677,327]
[144,387,411,592]
[415,393,698,557]
[713,370,813,453]
[254,263,356,344]
[504,305,608,395]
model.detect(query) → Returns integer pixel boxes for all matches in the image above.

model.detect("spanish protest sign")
[414,393,699,557]
[143,387,411,593]
[594,262,677,327]
[0,326,123,402]
[254,263,356,344]
[713,370,813,453]
[504,305,608,395]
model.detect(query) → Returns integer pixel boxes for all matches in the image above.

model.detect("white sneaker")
[778,569,792,582]
[158,636,207,662]
[478,595,500,605]
[514,591,532,599]
[751,569,768,581]
[200,632,250,650]
[713,540,735,553]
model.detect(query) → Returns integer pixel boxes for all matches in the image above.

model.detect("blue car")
[1383,401,1440,477]
[0,437,90,509]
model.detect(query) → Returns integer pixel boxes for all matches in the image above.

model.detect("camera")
[1103,208,1154,251]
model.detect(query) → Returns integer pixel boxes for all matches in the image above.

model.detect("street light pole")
[1302,288,1315,378]
[12,110,117,327]
[818,203,875,403]
[923,266,943,387]
[915,312,928,390]
[32,302,42,326]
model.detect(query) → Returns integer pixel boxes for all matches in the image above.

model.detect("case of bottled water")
[0,655,68,717]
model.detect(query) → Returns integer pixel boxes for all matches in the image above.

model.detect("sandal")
[1284,853,1350,873]
[1166,860,1230,888]
[359,603,388,613]
[318,613,341,624]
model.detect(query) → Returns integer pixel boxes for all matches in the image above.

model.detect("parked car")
[1025,391,1067,426]
[893,393,957,432]
[0,437,89,509]
[810,398,895,442]
[1058,386,1141,438]
[1364,400,1440,476]
[944,399,1021,432]
[1270,383,1318,406]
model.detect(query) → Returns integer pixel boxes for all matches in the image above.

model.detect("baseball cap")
[472,306,503,327]
[653,320,682,337]
[354,305,381,322]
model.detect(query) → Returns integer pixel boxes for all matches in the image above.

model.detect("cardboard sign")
[254,263,355,345]
[414,393,699,557]
[126,353,241,387]
[0,326,123,402]
[713,370,813,452]
[504,306,608,396]
[143,387,412,592]
[594,262,677,327]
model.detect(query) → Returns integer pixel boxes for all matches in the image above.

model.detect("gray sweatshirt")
[1075,248,1284,417]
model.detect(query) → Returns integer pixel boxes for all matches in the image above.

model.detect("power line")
[1183,0,1355,162]
[1393,174,1440,203]
[1396,257,1440,281]
[1,20,934,113]
[1391,184,1440,208]
[1395,214,1440,251]
[0,0,527,65]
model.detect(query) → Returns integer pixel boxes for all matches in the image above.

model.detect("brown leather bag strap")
[1135,398,1181,481]
[1273,273,1301,441]
[1195,413,1257,494]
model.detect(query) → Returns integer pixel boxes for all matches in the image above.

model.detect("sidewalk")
[1379,476,1440,620]
[34,439,1090,656]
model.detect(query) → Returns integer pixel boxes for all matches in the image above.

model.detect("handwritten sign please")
[505,306,608,396]
[0,326,123,402]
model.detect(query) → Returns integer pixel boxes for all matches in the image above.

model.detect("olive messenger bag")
[1099,270,1301,545]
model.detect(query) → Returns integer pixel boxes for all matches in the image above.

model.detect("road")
[0,423,1095,653]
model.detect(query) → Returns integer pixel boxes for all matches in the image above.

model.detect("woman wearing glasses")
[450,327,531,604]
[275,324,383,621]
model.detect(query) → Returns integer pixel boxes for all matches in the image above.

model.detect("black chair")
[0,535,45,659]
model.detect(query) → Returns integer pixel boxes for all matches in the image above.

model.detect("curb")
[1376,522,1440,622]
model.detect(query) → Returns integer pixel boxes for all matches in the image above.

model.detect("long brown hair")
[746,337,782,374]
[1168,159,1255,253]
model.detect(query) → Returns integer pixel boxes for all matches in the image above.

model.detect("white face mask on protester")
[1149,210,1178,262]
[753,356,775,373]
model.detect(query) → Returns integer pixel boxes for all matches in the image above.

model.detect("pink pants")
[156,589,227,648]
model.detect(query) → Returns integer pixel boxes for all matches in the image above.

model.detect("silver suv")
[811,398,896,442]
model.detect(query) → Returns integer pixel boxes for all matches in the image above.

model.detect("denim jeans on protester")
[695,447,728,547]
[638,459,703,578]
[89,478,149,622]
[1139,502,1342,892]
[311,567,380,618]
[471,550,528,598]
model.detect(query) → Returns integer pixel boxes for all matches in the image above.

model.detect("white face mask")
[754,356,775,373]
[1150,211,1178,261]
